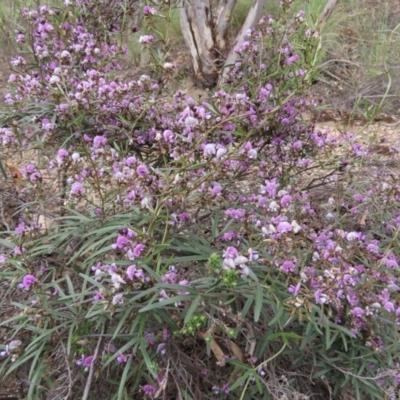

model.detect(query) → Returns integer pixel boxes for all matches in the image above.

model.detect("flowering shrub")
[0,1,400,399]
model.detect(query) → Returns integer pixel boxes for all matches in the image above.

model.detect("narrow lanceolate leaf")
[139,295,194,313]
[254,282,263,322]
[117,357,133,400]
[184,295,202,324]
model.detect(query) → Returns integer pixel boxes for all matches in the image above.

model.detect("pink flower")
[77,355,94,368]
[280,261,295,274]
[136,165,149,177]
[288,282,301,295]
[71,182,85,196]
[126,265,137,280]
[277,221,292,233]
[142,385,156,396]
[19,274,37,290]
[351,307,365,318]
[138,35,154,44]
[133,243,145,257]
[204,143,216,156]
[143,5,157,15]
[211,182,222,197]
[56,149,69,164]
[112,293,124,305]
[93,135,107,148]
[280,195,292,208]
[224,247,239,259]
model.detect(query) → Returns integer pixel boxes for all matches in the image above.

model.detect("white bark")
[318,0,339,28]
[180,0,218,87]
[221,0,266,81]
[215,0,238,51]
[180,0,266,87]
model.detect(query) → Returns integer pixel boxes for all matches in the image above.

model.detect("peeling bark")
[180,0,219,88]
[180,0,266,88]
[215,0,238,51]
[318,0,339,29]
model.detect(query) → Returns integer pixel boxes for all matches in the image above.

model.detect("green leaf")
[184,295,202,324]
[117,357,133,400]
[268,306,284,327]
[211,210,220,238]
[267,332,302,342]
[139,295,194,313]
[0,160,7,179]
[229,370,252,391]
[254,283,263,322]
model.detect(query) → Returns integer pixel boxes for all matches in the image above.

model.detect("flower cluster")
[1,1,399,399]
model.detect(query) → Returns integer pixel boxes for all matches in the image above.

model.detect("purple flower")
[163,130,174,142]
[156,343,166,355]
[280,261,295,274]
[77,355,94,368]
[93,135,107,148]
[216,146,227,159]
[19,274,37,290]
[261,178,278,198]
[225,208,246,220]
[211,182,222,197]
[178,212,190,222]
[221,384,230,394]
[224,246,239,259]
[71,182,84,196]
[288,282,301,295]
[14,221,25,235]
[145,333,156,346]
[184,116,199,128]
[280,195,292,208]
[219,231,236,241]
[112,293,124,305]
[136,165,149,177]
[117,353,128,363]
[277,221,292,234]
[126,265,137,280]
[93,291,104,301]
[383,301,395,312]
[139,35,154,45]
[163,328,170,341]
[133,243,145,257]
[159,289,169,301]
[143,5,156,15]
[13,246,26,256]
[115,235,128,249]
[56,149,69,164]
[247,148,257,159]
[111,273,126,289]
[58,103,69,112]
[381,253,399,268]
[351,307,365,318]
[315,290,329,304]
[285,54,300,65]
[203,143,216,156]
[142,384,156,396]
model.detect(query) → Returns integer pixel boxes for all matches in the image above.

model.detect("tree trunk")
[180,0,220,88]
[180,0,265,89]
[318,0,339,29]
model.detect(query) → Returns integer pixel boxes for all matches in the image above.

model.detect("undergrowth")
[0,1,399,400]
